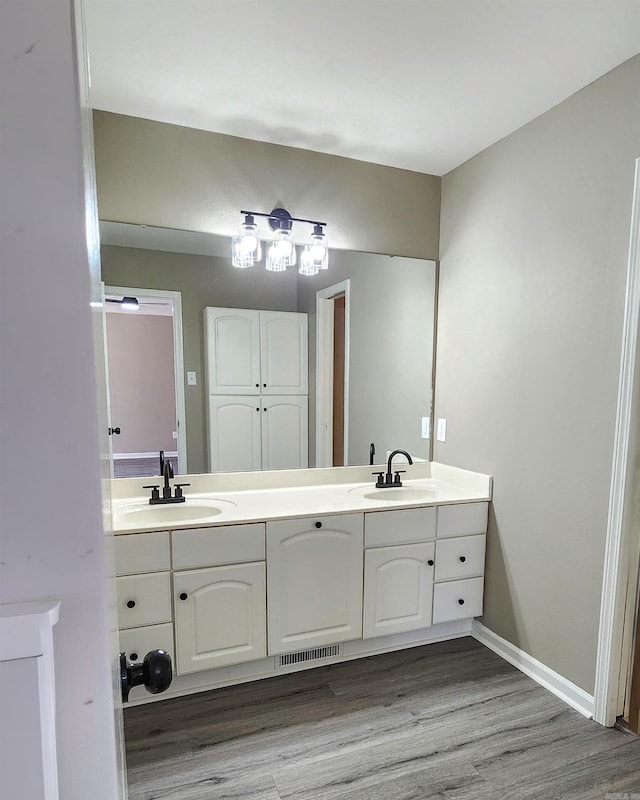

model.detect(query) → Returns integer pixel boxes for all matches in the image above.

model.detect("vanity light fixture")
[232,207,329,275]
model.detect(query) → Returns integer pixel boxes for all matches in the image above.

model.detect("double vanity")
[112,461,492,703]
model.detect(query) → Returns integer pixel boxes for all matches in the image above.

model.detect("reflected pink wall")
[106,312,176,453]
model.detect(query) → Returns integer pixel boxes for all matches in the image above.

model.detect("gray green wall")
[296,252,436,466]
[93,111,441,260]
[101,245,297,473]
[434,55,640,693]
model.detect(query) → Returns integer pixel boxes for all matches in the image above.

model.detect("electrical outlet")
[421,417,430,439]
[436,418,447,442]
[187,371,197,386]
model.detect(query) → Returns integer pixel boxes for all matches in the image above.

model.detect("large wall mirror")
[100,222,437,477]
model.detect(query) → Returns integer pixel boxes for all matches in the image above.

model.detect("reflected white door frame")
[105,285,188,474]
[316,280,350,468]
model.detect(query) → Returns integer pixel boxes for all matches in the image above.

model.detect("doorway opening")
[105,286,187,477]
[316,280,350,468]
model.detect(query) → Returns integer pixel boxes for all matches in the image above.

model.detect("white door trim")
[105,286,188,474]
[315,280,351,467]
[594,158,640,726]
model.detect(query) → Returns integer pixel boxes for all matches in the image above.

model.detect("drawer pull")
[179,592,188,601]
[130,652,139,661]
[459,556,466,563]
[126,600,136,609]
[315,521,322,529]
[427,559,434,566]
[458,598,465,605]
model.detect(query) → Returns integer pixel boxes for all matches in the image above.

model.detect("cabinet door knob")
[427,559,434,566]
[179,592,188,601]
[130,652,139,661]
[458,598,465,605]
[126,600,136,609]
[315,521,322,528]
[263,383,267,388]
[256,383,259,388]
[459,556,466,563]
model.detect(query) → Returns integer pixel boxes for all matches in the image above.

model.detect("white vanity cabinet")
[266,513,364,655]
[172,524,267,675]
[114,531,174,686]
[432,502,488,624]
[363,508,436,639]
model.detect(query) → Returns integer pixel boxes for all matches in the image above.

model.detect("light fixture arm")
[240,208,327,230]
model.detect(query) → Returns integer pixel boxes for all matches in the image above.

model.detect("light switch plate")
[187,371,197,386]
[421,417,430,439]
[436,418,447,442]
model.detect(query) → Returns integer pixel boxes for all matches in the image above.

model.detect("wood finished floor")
[124,637,640,800]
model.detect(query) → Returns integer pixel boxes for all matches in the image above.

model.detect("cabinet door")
[174,562,266,675]
[267,514,363,655]
[259,311,308,394]
[363,543,434,639]
[204,307,261,394]
[208,396,262,472]
[261,396,308,470]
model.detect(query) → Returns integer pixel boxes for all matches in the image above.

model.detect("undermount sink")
[360,487,437,503]
[114,498,236,527]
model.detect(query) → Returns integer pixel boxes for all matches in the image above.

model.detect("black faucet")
[143,458,190,505]
[372,449,413,488]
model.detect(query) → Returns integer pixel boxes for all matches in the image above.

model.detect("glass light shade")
[299,248,320,276]
[231,219,261,268]
[301,228,328,272]
[266,229,296,271]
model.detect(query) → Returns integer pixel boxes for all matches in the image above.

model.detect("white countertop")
[111,462,492,535]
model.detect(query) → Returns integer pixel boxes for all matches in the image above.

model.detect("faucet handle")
[393,470,406,486]
[173,483,190,499]
[143,484,160,502]
[372,471,385,488]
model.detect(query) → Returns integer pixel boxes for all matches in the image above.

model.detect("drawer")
[116,572,172,629]
[437,502,488,538]
[434,535,486,582]
[172,523,265,569]
[364,507,436,547]
[432,577,484,624]
[115,531,170,576]
[119,622,174,664]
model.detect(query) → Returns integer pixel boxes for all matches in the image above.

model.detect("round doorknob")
[179,592,188,601]
[120,650,173,703]
[126,600,136,609]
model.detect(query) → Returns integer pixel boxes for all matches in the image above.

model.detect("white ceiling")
[84,0,640,176]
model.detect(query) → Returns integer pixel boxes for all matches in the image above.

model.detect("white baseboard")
[113,451,177,461]
[127,620,472,706]
[472,620,594,719]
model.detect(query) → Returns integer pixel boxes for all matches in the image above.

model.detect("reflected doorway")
[105,286,187,477]
[316,280,350,467]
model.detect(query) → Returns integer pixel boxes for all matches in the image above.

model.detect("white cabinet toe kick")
[115,500,489,703]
